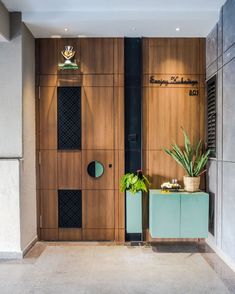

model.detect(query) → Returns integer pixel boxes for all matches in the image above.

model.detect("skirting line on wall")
[22,235,38,257]
[206,235,235,273]
[0,235,38,259]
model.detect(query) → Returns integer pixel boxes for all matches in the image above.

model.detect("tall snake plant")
[163,129,210,177]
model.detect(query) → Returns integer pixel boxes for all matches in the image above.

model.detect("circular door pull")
[87,161,104,178]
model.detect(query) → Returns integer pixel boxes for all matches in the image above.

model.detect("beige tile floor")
[0,242,235,294]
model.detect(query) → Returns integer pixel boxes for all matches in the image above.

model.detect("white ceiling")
[2,0,226,38]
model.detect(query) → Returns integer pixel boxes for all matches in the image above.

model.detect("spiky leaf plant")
[163,129,210,177]
[120,170,150,195]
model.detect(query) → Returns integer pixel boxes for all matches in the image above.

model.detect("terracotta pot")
[183,176,200,192]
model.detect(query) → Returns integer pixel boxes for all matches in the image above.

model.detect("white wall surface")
[0,160,21,258]
[0,12,22,157]
[20,23,36,251]
[0,10,36,258]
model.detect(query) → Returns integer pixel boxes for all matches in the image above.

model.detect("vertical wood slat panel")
[39,87,57,150]
[82,190,115,229]
[40,190,58,228]
[82,87,114,150]
[40,150,57,189]
[58,152,82,189]
[80,38,114,74]
[37,39,58,75]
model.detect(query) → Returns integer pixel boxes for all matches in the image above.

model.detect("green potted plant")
[120,170,150,235]
[163,129,210,192]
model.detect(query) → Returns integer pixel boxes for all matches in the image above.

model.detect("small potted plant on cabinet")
[163,129,210,192]
[120,170,150,235]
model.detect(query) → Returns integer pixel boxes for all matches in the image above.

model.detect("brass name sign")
[150,75,199,86]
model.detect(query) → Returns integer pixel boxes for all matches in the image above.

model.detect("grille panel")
[58,87,81,150]
[206,76,216,158]
[58,190,82,228]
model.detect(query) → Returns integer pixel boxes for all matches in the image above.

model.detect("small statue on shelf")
[161,179,181,192]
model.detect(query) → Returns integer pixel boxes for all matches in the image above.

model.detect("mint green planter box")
[126,191,142,234]
[149,190,209,238]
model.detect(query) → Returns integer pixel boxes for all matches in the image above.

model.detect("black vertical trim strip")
[124,38,142,172]
[124,37,142,242]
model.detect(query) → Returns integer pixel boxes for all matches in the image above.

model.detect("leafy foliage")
[163,129,210,177]
[120,170,150,195]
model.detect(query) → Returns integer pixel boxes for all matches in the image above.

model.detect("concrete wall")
[0,10,36,258]
[206,0,235,269]
[0,1,9,41]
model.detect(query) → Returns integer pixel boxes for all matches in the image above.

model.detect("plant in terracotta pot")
[163,129,210,192]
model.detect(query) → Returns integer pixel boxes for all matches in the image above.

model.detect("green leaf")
[163,128,211,177]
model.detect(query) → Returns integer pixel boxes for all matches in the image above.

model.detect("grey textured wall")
[0,1,9,41]
[206,0,235,264]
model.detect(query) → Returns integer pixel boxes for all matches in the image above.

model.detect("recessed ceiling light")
[51,35,61,38]
[64,28,68,32]
[176,27,180,31]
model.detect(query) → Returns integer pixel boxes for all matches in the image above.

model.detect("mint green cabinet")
[149,194,180,238]
[181,193,209,238]
[149,190,209,238]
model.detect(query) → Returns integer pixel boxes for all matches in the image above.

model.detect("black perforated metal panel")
[206,76,216,158]
[58,87,81,150]
[58,190,82,228]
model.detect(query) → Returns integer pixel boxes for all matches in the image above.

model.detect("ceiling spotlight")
[64,28,68,32]
[176,27,180,31]
[51,35,61,38]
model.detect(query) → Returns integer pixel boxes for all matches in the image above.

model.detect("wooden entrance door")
[37,38,125,242]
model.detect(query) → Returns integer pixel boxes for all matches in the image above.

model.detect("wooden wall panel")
[82,190,114,229]
[143,38,205,186]
[146,38,201,74]
[114,38,124,74]
[59,229,82,241]
[142,38,206,240]
[40,229,58,241]
[37,39,58,75]
[82,229,114,241]
[39,87,57,149]
[58,152,82,189]
[148,87,203,150]
[147,151,185,187]
[40,150,57,189]
[40,190,58,228]
[80,38,114,74]
[82,87,114,150]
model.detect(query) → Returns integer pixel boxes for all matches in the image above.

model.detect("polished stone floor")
[0,242,235,294]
